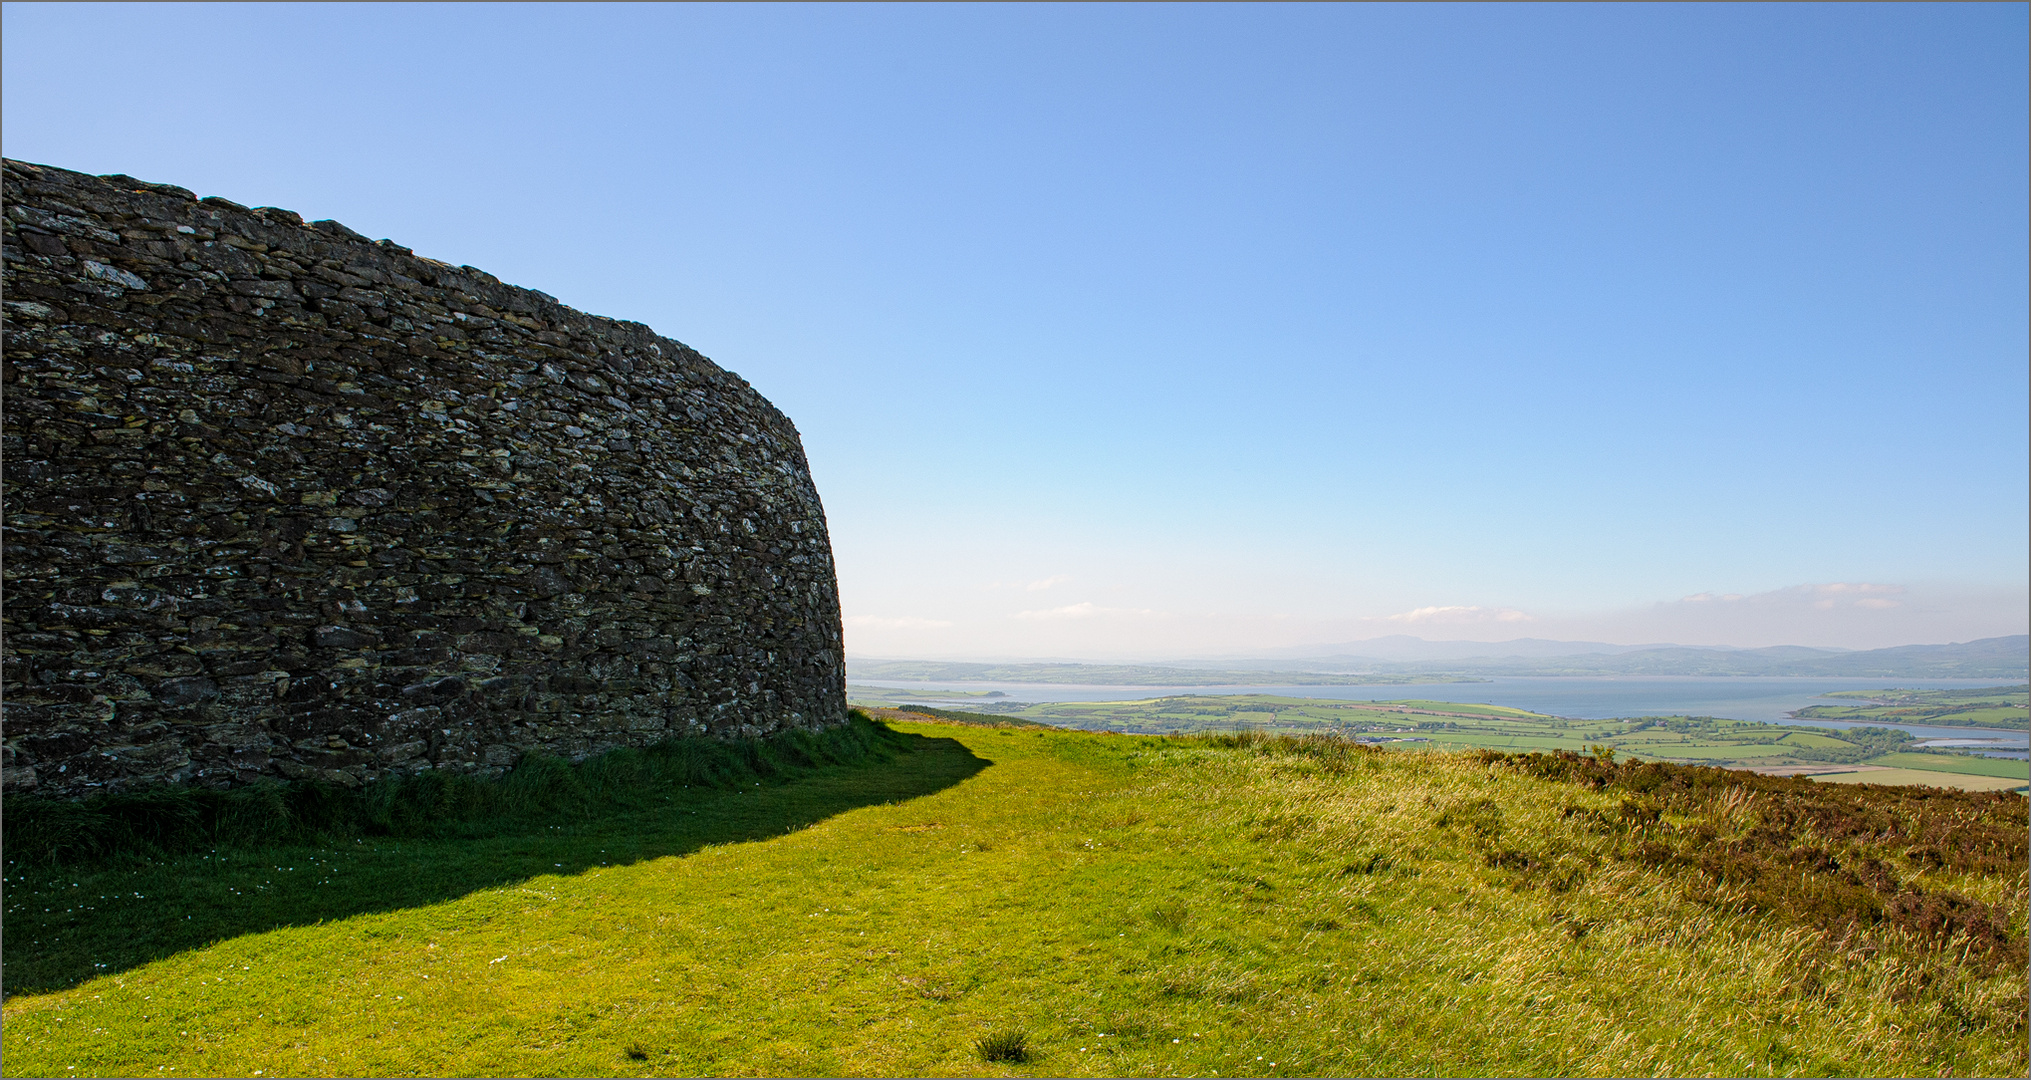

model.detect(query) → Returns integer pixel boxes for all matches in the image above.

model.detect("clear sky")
[5,3,2026,657]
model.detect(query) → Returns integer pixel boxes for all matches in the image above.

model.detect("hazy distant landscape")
[852,685,2030,793]
[850,634,2030,684]
[847,639,2031,794]
[846,660,1476,686]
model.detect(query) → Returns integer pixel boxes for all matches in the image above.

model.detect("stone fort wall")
[1,159,846,798]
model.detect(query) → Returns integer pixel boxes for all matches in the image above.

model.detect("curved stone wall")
[1,159,846,798]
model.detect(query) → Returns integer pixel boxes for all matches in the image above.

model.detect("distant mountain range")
[843,661,1450,686]
[1263,635,2028,678]
[848,635,2030,684]
[1231,635,1669,662]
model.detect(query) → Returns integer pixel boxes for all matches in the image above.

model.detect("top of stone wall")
[2,158,791,438]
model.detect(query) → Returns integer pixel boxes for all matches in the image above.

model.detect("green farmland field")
[1800,685,2029,731]
[1857,753,2029,781]
[1813,769,2028,793]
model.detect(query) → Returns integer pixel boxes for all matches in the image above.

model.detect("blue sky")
[5,3,2025,656]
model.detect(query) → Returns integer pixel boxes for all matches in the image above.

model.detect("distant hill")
[1232,635,1670,663]
[851,636,2029,684]
[1360,635,2028,678]
[844,661,1466,686]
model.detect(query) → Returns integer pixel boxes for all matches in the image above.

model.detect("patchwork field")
[852,693,2028,793]
[4,718,2024,1077]
[1798,685,2029,731]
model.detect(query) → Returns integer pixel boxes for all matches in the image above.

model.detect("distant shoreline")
[848,635,2028,683]
[848,675,2026,728]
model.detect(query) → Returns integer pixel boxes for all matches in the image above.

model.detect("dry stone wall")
[1,159,846,798]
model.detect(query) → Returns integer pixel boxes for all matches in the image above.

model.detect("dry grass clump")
[973,1027,1032,1063]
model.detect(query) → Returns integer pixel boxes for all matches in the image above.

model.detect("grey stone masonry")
[1,159,846,798]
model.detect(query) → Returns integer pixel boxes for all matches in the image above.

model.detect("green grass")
[3,721,2024,1077]
[0,717,935,996]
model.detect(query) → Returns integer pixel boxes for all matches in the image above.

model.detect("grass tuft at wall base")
[4,713,902,867]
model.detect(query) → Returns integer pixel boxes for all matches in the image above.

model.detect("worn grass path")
[3,722,2024,1077]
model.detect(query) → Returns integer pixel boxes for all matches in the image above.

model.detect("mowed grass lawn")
[4,720,2025,1077]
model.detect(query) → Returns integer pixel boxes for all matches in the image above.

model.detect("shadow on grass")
[2,730,988,995]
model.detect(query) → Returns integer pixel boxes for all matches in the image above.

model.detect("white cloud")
[1026,574,1072,592]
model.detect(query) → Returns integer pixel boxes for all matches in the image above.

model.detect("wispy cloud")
[1382,604,1534,625]
[844,615,954,629]
[1807,582,1904,611]
[985,574,1074,592]
[848,579,2019,658]
[1552,581,1949,649]
[1678,583,1904,612]
[1014,601,1160,621]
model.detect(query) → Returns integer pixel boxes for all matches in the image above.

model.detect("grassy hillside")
[3,719,2024,1077]
[848,692,1638,739]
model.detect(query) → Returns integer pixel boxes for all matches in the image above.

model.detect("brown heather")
[1483,749,2028,971]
